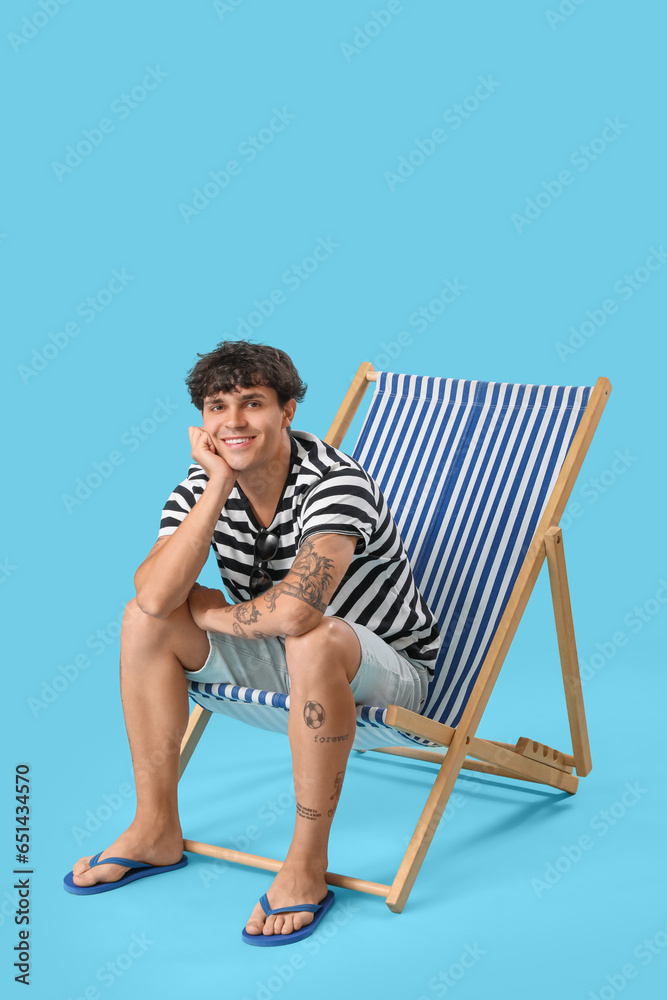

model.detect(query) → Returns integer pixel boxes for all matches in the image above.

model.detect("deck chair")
[178,364,611,913]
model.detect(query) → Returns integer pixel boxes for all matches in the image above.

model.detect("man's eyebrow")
[204,391,268,404]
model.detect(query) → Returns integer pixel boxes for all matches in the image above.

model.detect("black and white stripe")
[158,429,441,679]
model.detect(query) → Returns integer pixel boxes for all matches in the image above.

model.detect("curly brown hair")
[185,340,307,412]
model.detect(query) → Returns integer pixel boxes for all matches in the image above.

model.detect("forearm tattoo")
[231,598,260,638]
[215,537,337,637]
[263,538,334,614]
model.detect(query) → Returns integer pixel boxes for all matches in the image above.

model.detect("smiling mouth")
[222,436,256,448]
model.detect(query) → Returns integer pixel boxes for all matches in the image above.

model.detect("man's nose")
[224,407,249,429]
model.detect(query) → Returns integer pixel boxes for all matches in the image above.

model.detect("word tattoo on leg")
[303,700,326,729]
[328,770,344,817]
[296,802,322,821]
[313,734,349,743]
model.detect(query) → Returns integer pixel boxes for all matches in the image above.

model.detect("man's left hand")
[187,583,229,631]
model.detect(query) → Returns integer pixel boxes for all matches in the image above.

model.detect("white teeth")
[225,437,253,444]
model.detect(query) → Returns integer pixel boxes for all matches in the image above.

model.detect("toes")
[245,903,266,936]
[70,857,128,887]
[289,912,313,933]
[72,856,93,877]
[72,869,97,887]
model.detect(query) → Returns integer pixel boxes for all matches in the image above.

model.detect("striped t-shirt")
[158,429,440,679]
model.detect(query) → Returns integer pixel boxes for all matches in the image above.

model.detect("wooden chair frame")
[178,363,611,913]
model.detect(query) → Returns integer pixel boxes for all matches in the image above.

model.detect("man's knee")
[122,596,157,629]
[285,617,361,682]
[121,596,183,642]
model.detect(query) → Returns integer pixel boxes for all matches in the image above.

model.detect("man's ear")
[283,398,297,427]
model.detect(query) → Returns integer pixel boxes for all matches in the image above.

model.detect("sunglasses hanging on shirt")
[249,528,280,597]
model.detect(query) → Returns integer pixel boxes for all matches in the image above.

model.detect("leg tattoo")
[303,700,326,729]
[328,770,344,817]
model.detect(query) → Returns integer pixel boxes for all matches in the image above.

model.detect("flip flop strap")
[259,892,323,916]
[89,853,154,870]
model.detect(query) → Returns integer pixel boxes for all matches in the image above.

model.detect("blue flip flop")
[63,851,188,895]
[241,889,335,946]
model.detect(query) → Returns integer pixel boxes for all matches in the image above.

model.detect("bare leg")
[244,617,361,937]
[70,597,210,887]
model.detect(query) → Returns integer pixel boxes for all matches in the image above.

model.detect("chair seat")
[187,682,441,752]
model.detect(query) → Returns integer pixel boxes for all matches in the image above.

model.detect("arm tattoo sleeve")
[263,538,335,613]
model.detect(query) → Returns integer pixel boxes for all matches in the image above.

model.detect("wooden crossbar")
[182,840,391,898]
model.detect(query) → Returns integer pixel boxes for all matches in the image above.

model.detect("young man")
[65,340,440,943]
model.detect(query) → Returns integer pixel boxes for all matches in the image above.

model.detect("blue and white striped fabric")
[188,681,441,750]
[187,371,593,749]
[352,372,592,729]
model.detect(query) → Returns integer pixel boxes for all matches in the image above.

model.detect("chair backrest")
[351,372,593,727]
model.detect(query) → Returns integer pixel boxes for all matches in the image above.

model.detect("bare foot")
[70,821,184,889]
[244,861,329,938]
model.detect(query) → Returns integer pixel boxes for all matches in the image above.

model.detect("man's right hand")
[188,426,236,484]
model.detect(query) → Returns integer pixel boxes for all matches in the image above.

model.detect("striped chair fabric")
[188,371,593,750]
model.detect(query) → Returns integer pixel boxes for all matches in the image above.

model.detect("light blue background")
[2,1,666,998]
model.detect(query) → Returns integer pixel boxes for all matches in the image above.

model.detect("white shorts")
[184,615,429,713]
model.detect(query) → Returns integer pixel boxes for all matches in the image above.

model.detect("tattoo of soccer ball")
[303,700,326,729]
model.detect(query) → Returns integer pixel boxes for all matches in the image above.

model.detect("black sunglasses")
[249,529,280,597]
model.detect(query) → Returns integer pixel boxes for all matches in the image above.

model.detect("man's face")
[201,383,295,473]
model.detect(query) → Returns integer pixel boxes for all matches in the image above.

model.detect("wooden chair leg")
[545,526,592,776]
[385,741,463,913]
[179,704,212,779]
